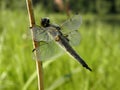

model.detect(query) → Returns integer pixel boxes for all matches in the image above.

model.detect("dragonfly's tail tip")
[88,68,92,72]
[87,67,92,71]
[85,66,92,72]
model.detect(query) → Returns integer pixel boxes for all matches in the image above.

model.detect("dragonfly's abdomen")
[58,35,92,71]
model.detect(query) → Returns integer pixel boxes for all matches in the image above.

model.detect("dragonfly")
[30,14,92,71]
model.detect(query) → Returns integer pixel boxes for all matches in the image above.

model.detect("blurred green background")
[0,0,120,90]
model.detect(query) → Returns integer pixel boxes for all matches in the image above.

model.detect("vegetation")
[1,0,120,14]
[0,1,120,90]
[0,8,120,90]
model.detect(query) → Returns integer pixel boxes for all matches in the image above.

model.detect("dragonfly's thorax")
[41,17,50,27]
[50,24,61,31]
[46,27,60,37]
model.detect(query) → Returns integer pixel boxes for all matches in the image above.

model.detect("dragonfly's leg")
[32,48,36,52]
[55,26,61,30]
[32,41,48,52]
[29,26,32,29]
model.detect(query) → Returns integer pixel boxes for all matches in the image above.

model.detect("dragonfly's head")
[41,17,50,27]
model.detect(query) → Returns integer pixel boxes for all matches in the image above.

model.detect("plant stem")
[26,0,44,90]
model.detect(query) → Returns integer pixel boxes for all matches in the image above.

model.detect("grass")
[0,9,120,90]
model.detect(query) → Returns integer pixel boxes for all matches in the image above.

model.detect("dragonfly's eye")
[41,18,50,27]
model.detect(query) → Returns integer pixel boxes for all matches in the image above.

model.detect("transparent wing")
[61,14,82,34]
[31,25,51,42]
[60,15,82,46]
[66,30,81,46]
[34,40,63,61]
[31,25,62,61]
